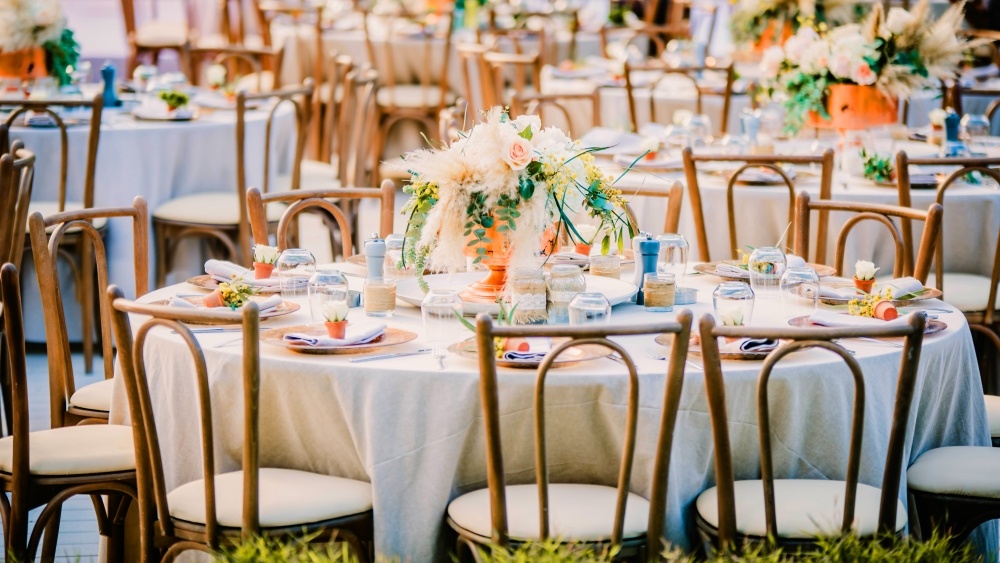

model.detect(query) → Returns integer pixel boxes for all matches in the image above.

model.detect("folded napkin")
[785,255,806,268]
[721,337,778,354]
[808,310,906,328]
[814,285,862,300]
[204,260,281,287]
[715,263,747,277]
[253,294,282,313]
[283,323,386,347]
[882,277,925,297]
[502,337,552,362]
[167,296,198,308]
[25,111,57,127]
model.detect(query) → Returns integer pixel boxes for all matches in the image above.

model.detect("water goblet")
[276,248,316,297]
[961,113,992,146]
[568,292,612,325]
[747,246,786,300]
[713,281,754,326]
[779,267,820,320]
[421,289,464,368]
[307,269,350,322]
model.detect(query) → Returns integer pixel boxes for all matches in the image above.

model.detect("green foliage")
[42,28,80,87]
[158,89,190,110]
[860,148,895,183]
[781,71,829,135]
[476,539,618,562]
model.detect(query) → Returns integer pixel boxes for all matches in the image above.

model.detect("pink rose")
[503,136,535,170]
[851,63,877,86]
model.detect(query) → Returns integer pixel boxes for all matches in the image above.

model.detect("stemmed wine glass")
[421,289,463,369]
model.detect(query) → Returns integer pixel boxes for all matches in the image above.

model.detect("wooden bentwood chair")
[1,264,137,562]
[108,289,374,562]
[29,198,149,428]
[446,312,693,561]
[694,313,928,552]
[682,148,835,262]
[623,61,735,135]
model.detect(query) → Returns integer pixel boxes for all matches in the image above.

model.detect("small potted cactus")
[252,244,279,280]
[853,260,878,294]
[322,300,350,339]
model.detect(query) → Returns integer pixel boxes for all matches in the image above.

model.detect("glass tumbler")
[276,248,316,297]
[747,246,786,300]
[961,113,992,145]
[779,267,820,320]
[656,233,689,286]
[307,269,350,322]
[643,272,676,312]
[568,292,612,325]
[713,281,754,326]
[384,233,406,278]
[421,289,463,368]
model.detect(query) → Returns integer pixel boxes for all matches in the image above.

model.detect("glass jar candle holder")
[307,269,350,322]
[276,248,317,298]
[747,246,786,300]
[547,264,586,324]
[713,281,755,326]
[656,233,689,286]
[364,278,397,317]
[643,272,676,312]
[568,292,612,325]
[589,254,622,279]
[510,268,547,324]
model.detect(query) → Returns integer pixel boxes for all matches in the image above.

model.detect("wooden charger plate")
[150,295,298,322]
[693,261,837,281]
[787,315,947,335]
[185,274,281,294]
[655,333,775,361]
[260,326,417,355]
[449,337,610,369]
[795,281,942,306]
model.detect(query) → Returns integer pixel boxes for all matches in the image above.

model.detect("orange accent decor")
[0,48,47,81]
[807,84,899,131]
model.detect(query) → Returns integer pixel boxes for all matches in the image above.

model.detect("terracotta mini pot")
[325,320,348,339]
[853,277,875,294]
[574,242,591,256]
[203,290,224,308]
[644,150,659,161]
[502,337,530,353]
[874,300,898,321]
[253,262,275,280]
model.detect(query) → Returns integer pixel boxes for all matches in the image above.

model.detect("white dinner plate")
[395,272,638,316]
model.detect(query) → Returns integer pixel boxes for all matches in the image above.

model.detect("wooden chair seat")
[167,467,372,528]
[984,396,1000,440]
[0,424,134,476]
[926,272,1000,313]
[67,378,115,415]
[276,159,339,192]
[695,479,906,540]
[448,483,650,542]
[134,20,189,48]
[908,446,1000,498]
[376,84,456,109]
[153,192,285,225]
[28,201,108,233]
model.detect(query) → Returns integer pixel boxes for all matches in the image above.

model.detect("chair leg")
[79,238,95,374]
[0,332,12,435]
[39,506,62,563]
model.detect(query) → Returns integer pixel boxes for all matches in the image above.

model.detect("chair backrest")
[2,95,103,211]
[28,198,149,428]
[108,287,262,548]
[203,45,284,92]
[483,50,542,108]
[320,53,355,164]
[121,0,194,37]
[600,23,688,59]
[336,67,380,188]
[696,312,927,549]
[895,152,1000,307]
[621,181,684,234]
[510,91,601,138]
[793,191,943,284]
[623,61,734,134]
[456,42,492,116]
[682,148,835,262]
[439,99,468,145]
[0,144,35,270]
[472,312,692,556]
[235,79,314,258]
[1,263,33,542]
[484,9,579,63]
[246,180,395,257]
[951,85,1000,118]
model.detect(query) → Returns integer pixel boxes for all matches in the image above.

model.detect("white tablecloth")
[108,262,993,561]
[11,103,296,342]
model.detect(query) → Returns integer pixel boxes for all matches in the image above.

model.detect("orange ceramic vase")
[460,220,559,303]
[807,85,898,131]
[753,20,793,53]
[0,48,47,80]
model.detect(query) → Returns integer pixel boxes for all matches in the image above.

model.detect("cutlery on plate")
[349,348,432,363]
[643,346,667,361]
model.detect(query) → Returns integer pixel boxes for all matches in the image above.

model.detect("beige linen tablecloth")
[108,262,992,561]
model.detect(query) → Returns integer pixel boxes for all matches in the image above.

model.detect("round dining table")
[108,260,993,561]
[10,98,296,342]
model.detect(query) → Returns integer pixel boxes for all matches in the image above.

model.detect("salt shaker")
[364,233,386,281]
[631,233,660,305]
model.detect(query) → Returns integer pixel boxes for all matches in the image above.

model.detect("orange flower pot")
[325,320,348,339]
[0,47,47,80]
[575,242,592,256]
[853,277,875,294]
[753,20,793,53]
[807,85,898,131]
[253,262,275,280]
[203,290,224,308]
[874,300,898,321]
[461,220,560,303]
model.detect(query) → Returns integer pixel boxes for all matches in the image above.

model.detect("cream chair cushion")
[167,468,372,528]
[69,378,115,413]
[0,425,134,476]
[376,85,455,109]
[985,395,1000,438]
[275,159,340,192]
[28,201,108,232]
[908,446,1000,498]
[447,483,650,542]
[153,193,284,225]
[926,272,999,313]
[135,21,188,47]
[696,479,906,539]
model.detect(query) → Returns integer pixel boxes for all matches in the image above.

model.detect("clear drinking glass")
[384,233,406,278]
[747,246,786,300]
[643,272,676,312]
[656,233,689,286]
[779,267,820,320]
[713,281,754,326]
[276,248,316,297]
[961,113,992,145]
[688,114,713,146]
[568,292,612,325]
[307,269,350,322]
[421,289,463,368]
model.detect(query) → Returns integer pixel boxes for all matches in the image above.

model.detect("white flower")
[640,136,660,154]
[321,300,349,322]
[884,7,915,35]
[783,27,819,64]
[928,108,947,126]
[850,62,877,85]
[574,223,599,244]
[718,304,745,326]
[206,64,228,87]
[798,41,830,75]
[253,244,280,265]
[855,260,879,280]
[672,109,694,126]
[512,114,541,135]
[760,46,785,79]
[502,135,535,170]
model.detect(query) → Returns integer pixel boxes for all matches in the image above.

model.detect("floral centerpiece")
[730,0,859,51]
[0,0,80,85]
[204,276,256,309]
[759,0,969,134]
[397,107,634,299]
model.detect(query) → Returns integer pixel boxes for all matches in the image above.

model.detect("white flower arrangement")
[729,0,858,45]
[928,108,947,126]
[0,0,66,51]
[717,303,745,326]
[854,260,879,280]
[206,64,228,88]
[253,244,280,265]
[398,107,635,283]
[321,301,349,322]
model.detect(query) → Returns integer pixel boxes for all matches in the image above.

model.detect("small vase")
[0,47,47,81]
[874,300,898,321]
[807,85,898,131]
[574,242,591,256]
[203,290,224,308]
[853,277,875,294]
[254,262,275,280]
[325,320,348,339]
[644,151,659,161]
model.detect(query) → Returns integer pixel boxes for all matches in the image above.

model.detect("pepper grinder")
[941,109,969,158]
[364,233,386,281]
[631,232,660,305]
[101,63,121,108]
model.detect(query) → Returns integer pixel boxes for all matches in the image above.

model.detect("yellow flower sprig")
[217,275,256,309]
[848,286,894,317]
